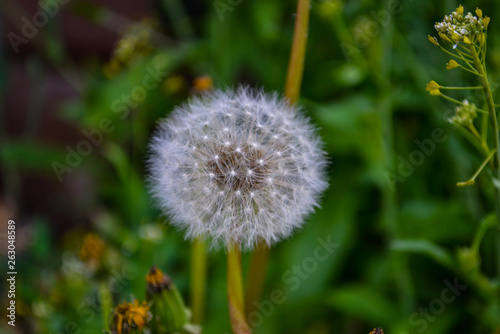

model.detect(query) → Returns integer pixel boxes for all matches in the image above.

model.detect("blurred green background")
[1,0,500,333]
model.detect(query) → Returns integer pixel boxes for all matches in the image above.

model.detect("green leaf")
[390,239,455,269]
[326,284,397,324]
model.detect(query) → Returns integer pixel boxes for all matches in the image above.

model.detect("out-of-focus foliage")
[1,0,500,333]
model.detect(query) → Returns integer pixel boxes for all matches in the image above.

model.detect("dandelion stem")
[227,243,251,334]
[284,0,311,104]
[190,238,207,324]
[243,0,312,320]
[245,242,270,318]
[469,44,500,277]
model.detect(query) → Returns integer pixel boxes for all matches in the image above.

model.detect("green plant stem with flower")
[467,45,500,237]
[428,5,500,283]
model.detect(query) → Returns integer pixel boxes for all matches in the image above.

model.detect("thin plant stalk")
[245,0,311,315]
[376,21,415,313]
[284,0,311,104]
[100,282,112,332]
[469,44,500,275]
[227,243,251,334]
[244,242,270,317]
[190,238,207,324]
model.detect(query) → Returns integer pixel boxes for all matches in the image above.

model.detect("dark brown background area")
[0,0,162,236]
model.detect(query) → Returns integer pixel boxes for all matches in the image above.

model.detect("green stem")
[243,0,311,320]
[245,242,270,318]
[439,93,488,114]
[227,243,251,334]
[454,124,490,157]
[440,86,483,90]
[99,281,112,332]
[439,45,472,61]
[190,238,207,324]
[472,216,497,254]
[457,149,496,187]
[284,0,311,104]
[458,64,480,75]
[469,44,500,276]
[467,125,491,157]
[376,21,415,313]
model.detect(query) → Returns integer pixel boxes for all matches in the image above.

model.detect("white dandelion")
[147,86,328,250]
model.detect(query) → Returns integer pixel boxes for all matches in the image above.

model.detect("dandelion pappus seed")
[147,87,328,250]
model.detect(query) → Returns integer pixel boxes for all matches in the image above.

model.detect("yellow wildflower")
[110,300,151,334]
[483,16,490,29]
[426,80,441,95]
[446,60,460,70]
[428,35,439,46]
[475,7,482,18]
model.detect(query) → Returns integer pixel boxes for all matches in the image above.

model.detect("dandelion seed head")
[147,87,328,250]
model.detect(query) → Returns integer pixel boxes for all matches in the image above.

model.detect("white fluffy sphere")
[147,87,327,250]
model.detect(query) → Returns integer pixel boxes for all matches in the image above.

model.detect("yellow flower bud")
[462,36,472,44]
[426,81,441,96]
[439,32,451,43]
[426,80,441,92]
[456,179,475,187]
[428,35,439,46]
[483,16,490,29]
[446,60,460,70]
[475,7,483,18]
[146,267,192,333]
[450,32,461,42]
[456,4,464,15]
